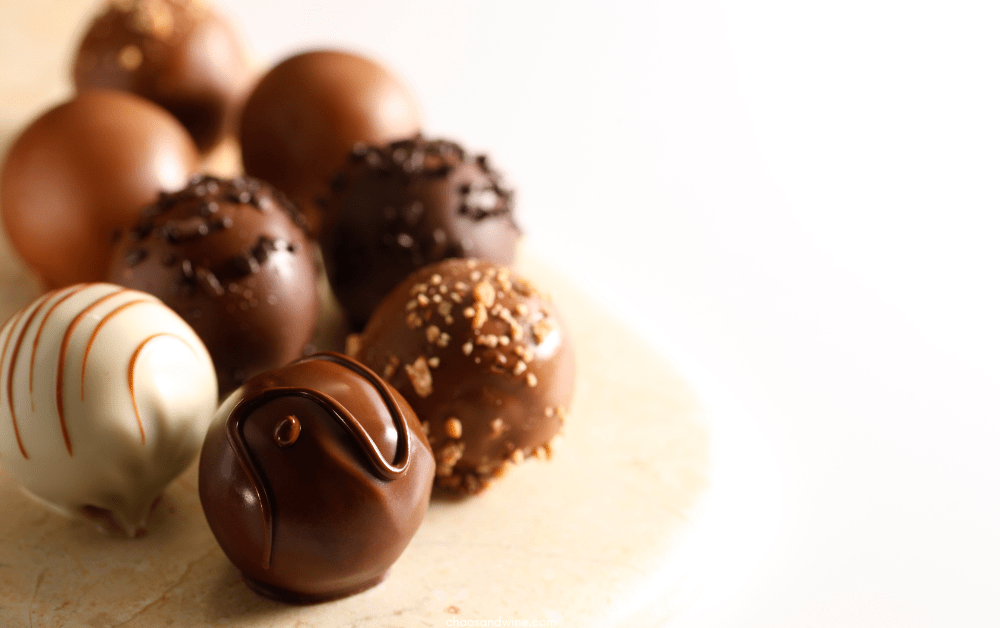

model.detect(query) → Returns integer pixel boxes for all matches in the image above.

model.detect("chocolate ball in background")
[240,50,423,232]
[73,0,251,152]
[198,352,435,603]
[0,90,200,289]
[105,175,319,396]
[319,136,521,332]
[352,259,575,495]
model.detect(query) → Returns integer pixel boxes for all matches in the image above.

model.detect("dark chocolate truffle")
[319,135,521,331]
[0,90,200,288]
[198,352,434,603]
[105,175,319,395]
[73,0,250,151]
[352,259,575,495]
[240,50,422,231]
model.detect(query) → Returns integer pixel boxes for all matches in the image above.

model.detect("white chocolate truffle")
[0,283,217,535]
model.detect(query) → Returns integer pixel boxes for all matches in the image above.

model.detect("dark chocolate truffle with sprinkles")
[106,175,319,395]
[198,352,434,603]
[319,135,521,331]
[351,258,575,495]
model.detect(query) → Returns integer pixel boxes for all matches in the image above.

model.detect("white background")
[214,0,1000,625]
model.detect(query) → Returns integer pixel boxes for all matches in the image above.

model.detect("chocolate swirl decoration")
[223,352,412,570]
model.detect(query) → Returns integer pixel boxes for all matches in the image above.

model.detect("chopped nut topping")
[417,293,430,306]
[526,373,538,387]
[454,281,469,292]
[462,341,474,355]
[437,332,451,347]
[544,407,555,418]
[473,281,496,307]
[496,268,512,291]
[498,335,510,346]
[432,293,443,303]
[410,282,428,295]
[427,356,440,368]
[490,418,505,436]
[406,311,423,329]
[438,301,453,317]
[405,299,418,311]
[515,303,529,316]
[532,319,555,344]
[513,360,528,376]
[437,442,465,476]
[405,357,434,397]
[510,449,525,464]
[470,270,482,281]
[430,273,443,285]
[444,417,463,439]
[476,334,499,348]
[463,306,475,318]
[472,303,488,330]
[383,356,400,379]
[426,325,441,344]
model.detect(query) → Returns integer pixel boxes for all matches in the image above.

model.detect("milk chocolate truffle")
[199,352,434,603]
[0,283,217,536]
[240,50,423,231]
[320,136,520,331]
[73,0,250,151]
[352,259,575,495]
[106,175,320,396]
[0,90,199,288]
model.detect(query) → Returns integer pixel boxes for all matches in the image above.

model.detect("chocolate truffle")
[352,259,575,495]
[106,175,320,396]
[73,0,250,152]
[0,90,200,288]
[198,352,434,603]
[320,136,520,331]
[240,50,422,231]
[0,283,217,536]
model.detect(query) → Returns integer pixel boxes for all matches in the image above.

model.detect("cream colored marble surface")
[0,243,709,627]
[0,2,710,625]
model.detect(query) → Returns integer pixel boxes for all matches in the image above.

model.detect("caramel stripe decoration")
[5,290,62,459]
[30,284,88,411]
[128,333,198,445]
[56,287,126,455]
[81,297,158,399]
[225,353,412,570]
[2,308,28,458]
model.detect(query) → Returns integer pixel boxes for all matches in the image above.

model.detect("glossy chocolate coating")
[105,175,319,395]
[198,352,434,603]
[353,259,575,495]
[320,136,520,331]
[0,90,199,288]
[240,50,422,232]
[73,0,250,151]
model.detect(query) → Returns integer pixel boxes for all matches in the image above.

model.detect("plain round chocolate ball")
[0,90,200,288]
[73,0,251,152]
[199,352,435,603]
[240,50,422,232]
[106,175,320,396]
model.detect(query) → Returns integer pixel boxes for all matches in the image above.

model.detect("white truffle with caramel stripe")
[0,283,217,535]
